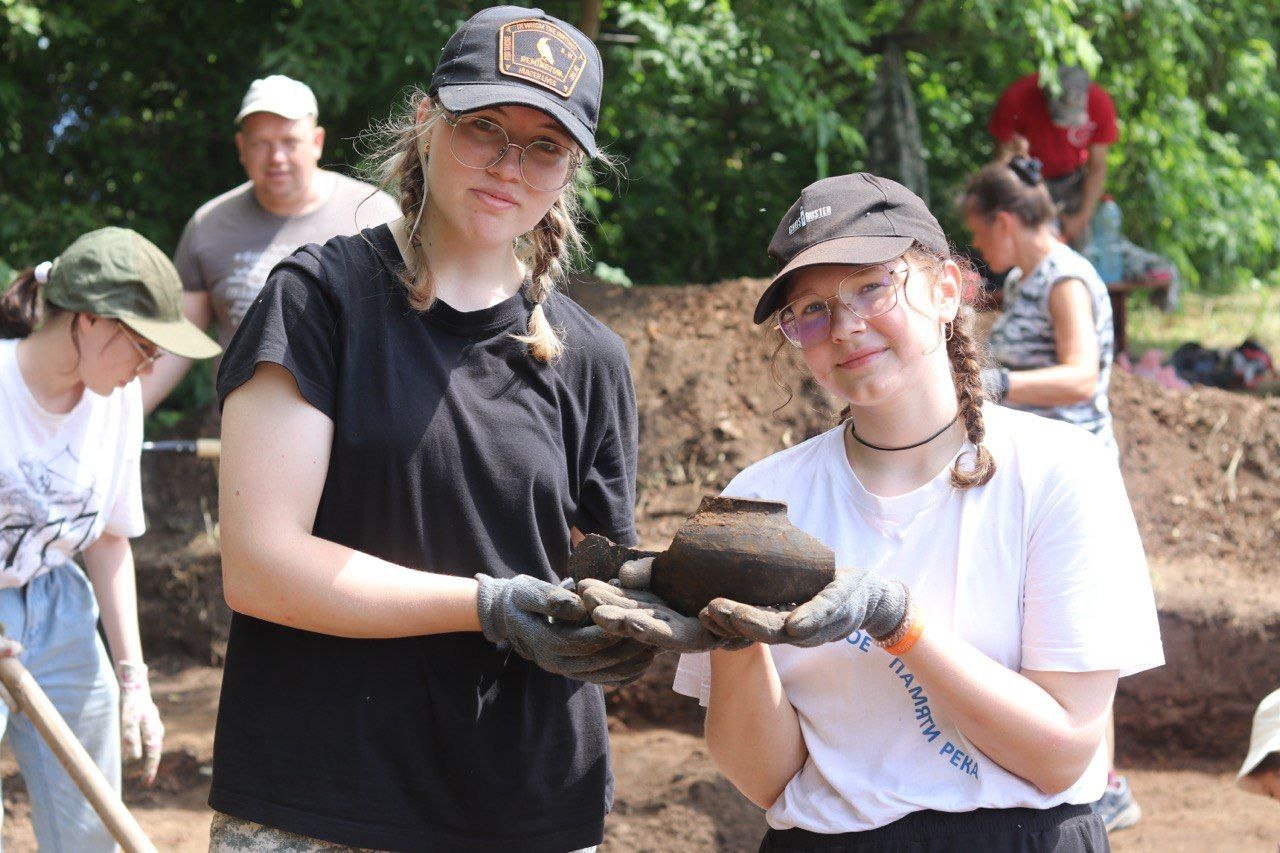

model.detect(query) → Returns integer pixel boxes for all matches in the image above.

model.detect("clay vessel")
[567,534,660,584]
[651,496,836,615]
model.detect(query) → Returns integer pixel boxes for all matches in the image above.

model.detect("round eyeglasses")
[441,112,581,192]
[776,264,909,349]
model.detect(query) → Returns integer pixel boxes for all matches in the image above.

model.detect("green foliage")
[2,0,1277,301]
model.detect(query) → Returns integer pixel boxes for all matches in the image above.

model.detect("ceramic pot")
[651,496,835,616]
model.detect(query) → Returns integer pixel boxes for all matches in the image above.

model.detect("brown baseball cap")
[753,173,949,324]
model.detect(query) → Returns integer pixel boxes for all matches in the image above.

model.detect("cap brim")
[121,316,222,361]
[1237,729,1280,779]
[752,236,914,324]
[435,83,598,157]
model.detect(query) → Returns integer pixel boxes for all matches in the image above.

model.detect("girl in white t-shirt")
[0,227,219,850]
[582,174,1162,852]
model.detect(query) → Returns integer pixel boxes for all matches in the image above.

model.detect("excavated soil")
[12,277,1275,850]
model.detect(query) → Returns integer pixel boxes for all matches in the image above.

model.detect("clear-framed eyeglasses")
[776,264,910,349]
[117,321,161,372]
[441,111,582,192]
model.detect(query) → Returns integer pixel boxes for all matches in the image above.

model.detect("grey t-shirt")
[988,241,1116,450]
[174,170,400,346]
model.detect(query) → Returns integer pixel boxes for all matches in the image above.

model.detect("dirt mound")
[1113,372,1280,584]
[132,277,1280,761]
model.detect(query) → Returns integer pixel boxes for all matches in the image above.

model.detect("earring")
[942,321,954,342]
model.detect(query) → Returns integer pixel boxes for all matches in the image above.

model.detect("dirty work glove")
[700,569,908,648]
[0,632,25,715]
[580,558,752,653]
[117,661,164,787]
[476,574,656,686]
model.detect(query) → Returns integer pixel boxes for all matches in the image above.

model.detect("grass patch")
[1125,284,1280,359]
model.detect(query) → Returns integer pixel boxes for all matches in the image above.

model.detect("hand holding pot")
[700,569,908,648]
[579,559,751,653]
[475,573,656,685]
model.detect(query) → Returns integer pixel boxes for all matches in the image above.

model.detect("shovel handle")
[141,438,220,459]
[0,657,157,853]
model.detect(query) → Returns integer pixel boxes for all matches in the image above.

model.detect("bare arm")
[994,133,1029,164]
[219,362,482,637]
[898,623,1117,794]
[703,644,807,808]
[82,532,145,665]
[1059,144,1109,247]
[1004,278,1100,407]
[140,291,212,414]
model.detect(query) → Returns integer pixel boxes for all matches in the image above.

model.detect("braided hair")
[907,246,997,488]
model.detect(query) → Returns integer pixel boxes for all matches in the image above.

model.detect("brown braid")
[946,303,996,487]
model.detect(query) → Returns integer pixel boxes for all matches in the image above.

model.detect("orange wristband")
[882,610,924,656]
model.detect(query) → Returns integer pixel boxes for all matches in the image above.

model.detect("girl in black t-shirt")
[209,8,649,852]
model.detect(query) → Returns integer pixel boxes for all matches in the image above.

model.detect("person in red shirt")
[989,67,1117,247]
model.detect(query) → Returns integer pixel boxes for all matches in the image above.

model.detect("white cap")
[1238,687,1280,778]
[235,75,318,123]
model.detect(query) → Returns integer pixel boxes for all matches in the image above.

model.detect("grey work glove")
[475,573,655,686]
[579,558,752,653]
[699,569,908,648]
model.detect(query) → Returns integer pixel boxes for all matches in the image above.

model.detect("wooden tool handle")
[0,657,157,853]
[195,438,221,459]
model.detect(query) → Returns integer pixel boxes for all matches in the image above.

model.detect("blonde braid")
[947,304,997,488]
[514,194,581,363]
[360,89,442,310]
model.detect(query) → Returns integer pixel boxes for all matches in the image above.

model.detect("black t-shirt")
[210,225,638,852]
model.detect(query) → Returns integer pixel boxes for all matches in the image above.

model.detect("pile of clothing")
[1115,339,1274,392]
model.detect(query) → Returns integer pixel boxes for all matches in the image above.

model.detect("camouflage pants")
[209,813,384,852]
[209,812,598,852]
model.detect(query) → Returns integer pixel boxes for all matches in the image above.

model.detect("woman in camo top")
[963,144,1116,453]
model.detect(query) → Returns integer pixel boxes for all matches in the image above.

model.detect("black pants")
[759,803,1107,853]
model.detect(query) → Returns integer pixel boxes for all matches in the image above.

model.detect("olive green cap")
[44,227,220,360]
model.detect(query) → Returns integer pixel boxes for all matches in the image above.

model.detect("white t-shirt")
[0,340,145,588]
[674,404,1162,832]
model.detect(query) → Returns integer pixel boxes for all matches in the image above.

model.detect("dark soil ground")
[4,276,1278,850]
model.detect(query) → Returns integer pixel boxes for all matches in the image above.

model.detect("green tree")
[2,0,1277,295]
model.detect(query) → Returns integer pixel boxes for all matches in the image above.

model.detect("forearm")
[140,352,195,414]
[82,533,145,665]
[221,526,482,638]
[704,644,807,808]
[899,623,1112,793]
[1005,363,1097,407]
[1077,154,1108,227]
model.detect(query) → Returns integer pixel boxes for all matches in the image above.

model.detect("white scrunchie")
[33,261,53,284]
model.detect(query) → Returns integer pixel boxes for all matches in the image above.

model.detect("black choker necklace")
[848,414,959,452]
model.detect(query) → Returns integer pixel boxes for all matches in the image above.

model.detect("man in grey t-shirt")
[142,75,400,413]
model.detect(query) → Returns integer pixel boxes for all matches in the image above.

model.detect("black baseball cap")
[753,173,949,324]
[429,6,603,157]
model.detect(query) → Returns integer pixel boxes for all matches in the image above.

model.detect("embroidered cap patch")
[498,19,587,99]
